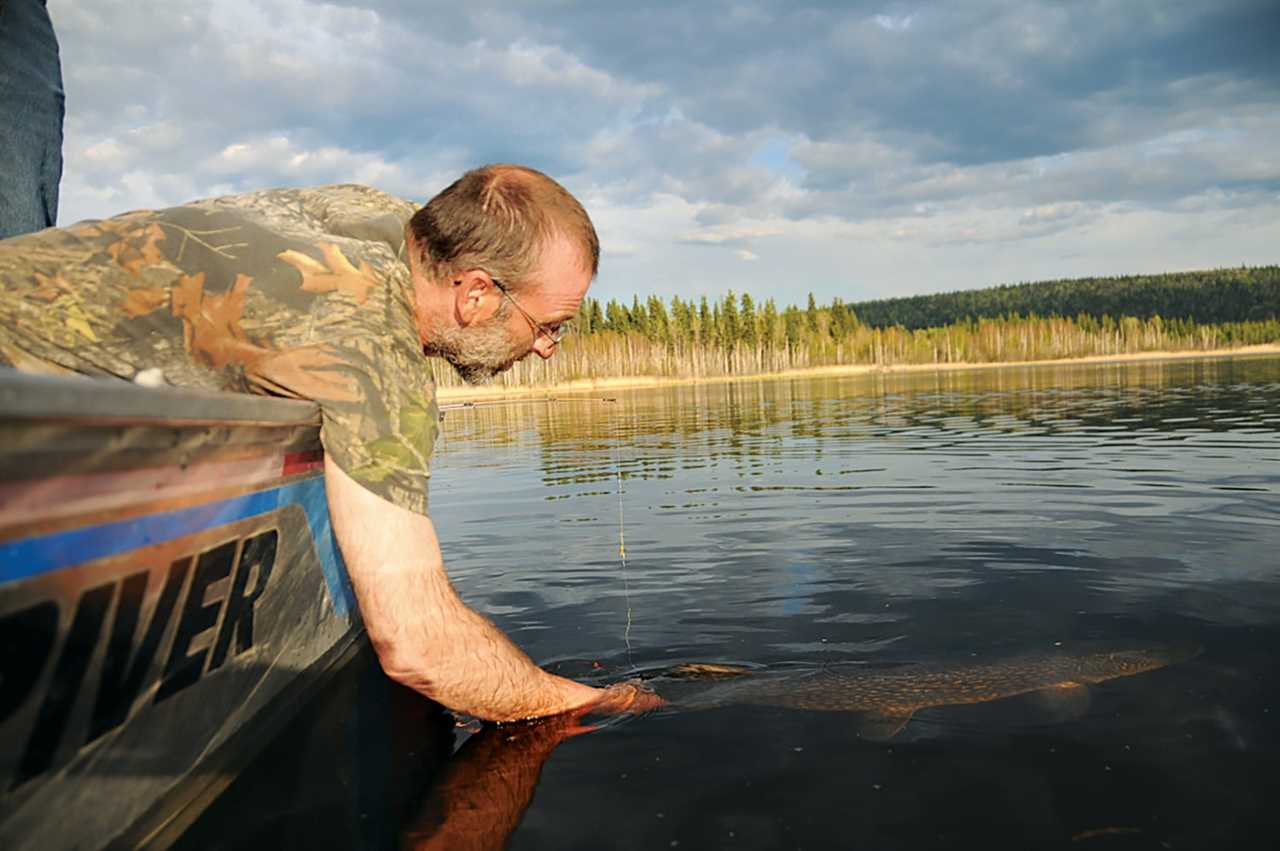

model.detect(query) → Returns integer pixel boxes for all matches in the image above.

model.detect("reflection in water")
[184,641,1202,850]
[431,356,1279,849]
[434,356,1280,657]
[186,356,1280,849]
[440,356,1280,463]
[175,647,455,850]
[405,641,1202,849]
[178,645,624,851]
[400,714,587,851]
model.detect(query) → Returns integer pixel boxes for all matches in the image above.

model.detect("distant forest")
[433,265,1280,388]
[846,266,1280,329]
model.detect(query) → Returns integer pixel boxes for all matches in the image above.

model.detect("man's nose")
[532,336,557,359]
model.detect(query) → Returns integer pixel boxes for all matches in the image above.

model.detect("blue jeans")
[0,0,64,239]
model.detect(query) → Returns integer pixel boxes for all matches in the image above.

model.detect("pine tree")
[647,294,670,344]
[762,298,779,350]
[587,298,604,334]
[740,292,758,349]
[605,299,629,332]
[672,296,694,344]
[830,297,850,339]
[577,297,597,334]
[631,294,648,335]
[783,305,803,350]
[721,290,741,351]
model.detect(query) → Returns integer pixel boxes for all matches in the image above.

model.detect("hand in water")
[589,681,667,716]
[402,681,663,850]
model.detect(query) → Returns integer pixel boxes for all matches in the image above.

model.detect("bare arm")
[324,458,603,721]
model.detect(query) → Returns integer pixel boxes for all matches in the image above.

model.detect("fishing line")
[441,395,636,669]
[609,398,635,671]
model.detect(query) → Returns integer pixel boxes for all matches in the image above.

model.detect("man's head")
[407,165,598,383]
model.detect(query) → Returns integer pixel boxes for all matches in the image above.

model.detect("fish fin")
[854,709,915,741]
[1033,681,1091,721]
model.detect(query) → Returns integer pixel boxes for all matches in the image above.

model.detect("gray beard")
[423,317,524,385]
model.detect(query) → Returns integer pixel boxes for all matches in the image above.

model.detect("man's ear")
[453,269,498,327]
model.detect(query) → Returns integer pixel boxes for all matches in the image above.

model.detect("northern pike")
[648,643,1199,739]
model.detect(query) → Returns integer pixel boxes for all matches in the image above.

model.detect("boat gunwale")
[0,371,321,428]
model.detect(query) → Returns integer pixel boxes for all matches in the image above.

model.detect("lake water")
[180,355,1280,850]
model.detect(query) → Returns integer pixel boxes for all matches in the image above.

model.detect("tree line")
[431,266,1280,389]
[846,265,1280,329]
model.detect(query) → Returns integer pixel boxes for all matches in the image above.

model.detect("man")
[0,165,657,720]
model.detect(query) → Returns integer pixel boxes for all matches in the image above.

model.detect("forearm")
[359,558,598,720]
[325,459,600,721]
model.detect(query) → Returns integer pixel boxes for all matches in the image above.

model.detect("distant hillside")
[847,266,1280,330]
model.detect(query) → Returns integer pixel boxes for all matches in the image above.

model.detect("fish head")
[1074,642,1202,682]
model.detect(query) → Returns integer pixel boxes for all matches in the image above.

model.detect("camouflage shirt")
[0,184,439,514]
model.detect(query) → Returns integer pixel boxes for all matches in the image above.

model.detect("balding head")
[408,164,598,293]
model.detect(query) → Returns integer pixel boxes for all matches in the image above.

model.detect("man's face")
[424,235,593,385]
[422,303,524,384]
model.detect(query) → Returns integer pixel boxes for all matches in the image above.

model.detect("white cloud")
[204,135,402,185]
[680,223,786,245]
[1020,202,1085,225]
[873,13,917,33]
[491,39,662,103]
[43,0,1280,304]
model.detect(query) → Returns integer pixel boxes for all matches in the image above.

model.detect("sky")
[48,0,1280,307]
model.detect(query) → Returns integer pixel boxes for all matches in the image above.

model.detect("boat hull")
[0,372,362,849]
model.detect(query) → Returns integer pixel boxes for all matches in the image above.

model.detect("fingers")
[592,681,667,714]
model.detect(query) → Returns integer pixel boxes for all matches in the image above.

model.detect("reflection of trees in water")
[434,357,1280,485]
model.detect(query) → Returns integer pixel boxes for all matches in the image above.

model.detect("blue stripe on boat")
[0,478,355,617]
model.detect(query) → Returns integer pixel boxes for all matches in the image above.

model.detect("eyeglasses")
[491,278,574,345]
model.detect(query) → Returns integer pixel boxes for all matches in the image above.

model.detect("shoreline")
[435,343,1280,403]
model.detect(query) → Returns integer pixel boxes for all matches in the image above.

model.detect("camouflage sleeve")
[244,334,440,515]
[225,198,438,516]
[318,355,441,517]
[228,187,441,515]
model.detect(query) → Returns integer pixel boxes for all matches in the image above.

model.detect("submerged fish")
[652,643,1199,739]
